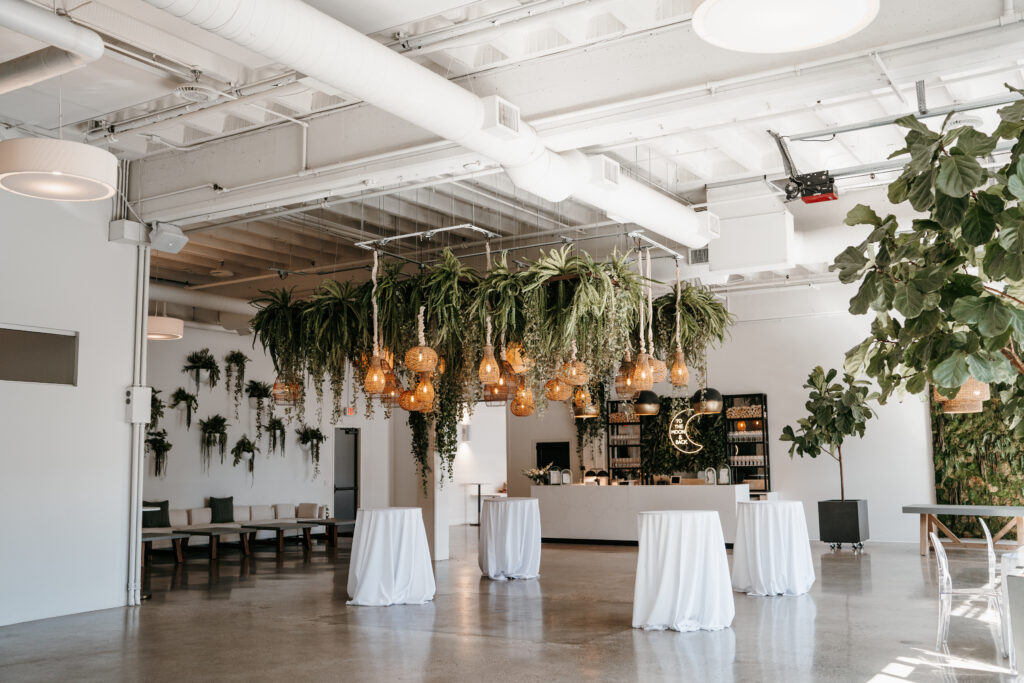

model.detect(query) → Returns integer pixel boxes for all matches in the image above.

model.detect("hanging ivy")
[266,416,286,456]
[231,434,257,482]
[168,388,198,430]
[198,415,228,471]
[296,425,326,478]
[146,429,172,478]
[224,350,250,419]
[183,348,221,392]
[409,411,431,493]
[574,380,607,453]
[149,389,165,430]
[245,380,273,439]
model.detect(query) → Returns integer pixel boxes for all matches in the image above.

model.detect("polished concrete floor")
[0,527,1017,682]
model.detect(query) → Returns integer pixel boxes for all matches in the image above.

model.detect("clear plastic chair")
[930,531,1006,656]
[979,518,1000,588]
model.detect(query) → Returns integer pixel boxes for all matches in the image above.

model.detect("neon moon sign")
[668,411,704,454]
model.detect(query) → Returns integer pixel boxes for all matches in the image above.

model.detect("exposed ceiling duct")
[0,0,105,95]
[141,0,716,248]
[150,282,254,317]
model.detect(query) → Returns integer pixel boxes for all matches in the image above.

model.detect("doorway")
[334,428,359,520]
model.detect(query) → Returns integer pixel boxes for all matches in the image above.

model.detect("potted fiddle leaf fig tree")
[781,366,876,549]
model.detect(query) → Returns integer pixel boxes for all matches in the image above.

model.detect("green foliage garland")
[198,414,228,471]
[146,429,172,478]
[780,367,876,500]
[932,397,1024,539]
[169,388,198,430]
[224,350,249,418]
[183,348,221,392]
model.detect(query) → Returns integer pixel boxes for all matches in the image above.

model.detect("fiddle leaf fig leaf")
[845,204,883,227]
[954,128,998,157]
[967,351,1016,384]
[937,155,984,198]
[962,204,997,246]
[932,352,971,389]
[832,246,870,282]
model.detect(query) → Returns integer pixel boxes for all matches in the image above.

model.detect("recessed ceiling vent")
[481,95,520,140]
[588,155,621,190]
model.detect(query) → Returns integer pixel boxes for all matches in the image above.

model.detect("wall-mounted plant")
[296,424,326,478]
[149,389,165,430]
[246,380,273,439]
[183,348,221,392]
[266,416,286,456]
[198,414,229,471]
[146,429,172,478]
[231,434,257,481]
[169,388,198,430]
[224,350,250,418]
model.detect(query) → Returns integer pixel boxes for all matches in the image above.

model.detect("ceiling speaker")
[149,222,188,254]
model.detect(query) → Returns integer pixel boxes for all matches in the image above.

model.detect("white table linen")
[732,500,815,596]
[479,497,541,580]
[347,507,435,606]
[632,510,734,631]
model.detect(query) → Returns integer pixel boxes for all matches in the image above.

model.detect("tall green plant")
[409,411,431,493]
[250,288,305,381]
[780,367,876,500]
[834,91,1024,431]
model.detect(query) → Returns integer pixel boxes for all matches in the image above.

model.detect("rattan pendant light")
[643,247,667,383]
[415,371,435,407]
[934,377,990,414]
[506,342,534,374]
[364,251,387,395]
[615,350,637,399]
[669,260,690,387]
[559,339,590,386]
[399,388,420,412]
[405,306,438,373]
[631,248,654,391]
[510,376,536,416]
[382,373,403,407]
[479,320,500,384]
[544,376,572,401]
[573,386,592,408]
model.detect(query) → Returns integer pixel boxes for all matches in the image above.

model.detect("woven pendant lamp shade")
[631,353,654,391]
[615,356,636,399]
[273,376,298,406]
[514,377,534,405]
[483,381,510,406]
[544,377,572,401]
[510,398,535,417]
[405,345,437,373]
[933,377,990,403]
[382,374,403,407]
[364,357,387,394]
[573,402,600,419]
[398,389,419,411]
[415,372,435,406]
[650,356,668,383]
[379,348,394,372]
[506,342,534,374]
[941,398,984,414]
[559,359,589,386]
[670,351,690,387]
[479,345,500,383]
[573,386,591,408]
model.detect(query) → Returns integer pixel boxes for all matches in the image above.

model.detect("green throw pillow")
[142,500,170,528]
[209,496,234,523]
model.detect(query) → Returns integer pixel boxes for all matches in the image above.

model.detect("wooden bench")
[902,504,1024,556]
[142,532,189,565]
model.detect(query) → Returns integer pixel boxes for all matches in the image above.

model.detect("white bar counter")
[531,484,750,544]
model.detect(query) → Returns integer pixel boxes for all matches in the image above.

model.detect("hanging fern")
[224,350,250,419]
[296,425,326,479]
[198,414,228,472]
[149,389,165,430]
[245,380,273,439]
[146,429,172,478]
[266,416,286,456]
[169,388,198,429]
[651,282,734,386]
[231,434,258,482]
[183,348,221,392]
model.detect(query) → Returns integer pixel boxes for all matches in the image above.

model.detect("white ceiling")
[0,0,1022,296]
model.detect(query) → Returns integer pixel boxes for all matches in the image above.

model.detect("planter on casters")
[818,499,869,551]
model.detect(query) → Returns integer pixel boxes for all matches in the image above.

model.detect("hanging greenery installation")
[198,414,228,471]
[266,416,286,456]
[224,350,250,418]
[146,429,172,478]
[296,425,326,478]
[169,388,198,430]
[183,348,221,392]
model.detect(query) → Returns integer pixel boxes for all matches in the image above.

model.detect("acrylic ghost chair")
[930,531,1006,657]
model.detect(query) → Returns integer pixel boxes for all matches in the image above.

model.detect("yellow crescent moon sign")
[668,410,704,455]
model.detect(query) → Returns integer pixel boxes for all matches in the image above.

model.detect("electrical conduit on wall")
[141,0,714,248]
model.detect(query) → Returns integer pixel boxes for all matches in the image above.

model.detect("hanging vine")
[169,388,198,429]
[224,350,250,419]
[266,416,286,456]
[146,429,172,478]
[409,410,431,493]
[198,415,228,471]
[245,380,273,439]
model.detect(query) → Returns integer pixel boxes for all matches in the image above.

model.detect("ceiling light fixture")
[692,0,880,54]
[0,138,117,202]
[147,303,184,341]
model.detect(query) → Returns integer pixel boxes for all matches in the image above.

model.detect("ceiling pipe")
[142,0,714,248]
[0,0,105,95]
[150,282,254,317]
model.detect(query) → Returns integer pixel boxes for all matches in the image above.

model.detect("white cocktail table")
[347,507,435,606]
[479,497,541,581]
[732,500,815,596]
[632,510,734,631]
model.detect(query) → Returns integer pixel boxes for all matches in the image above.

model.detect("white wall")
[0,194,136,626]
[449,404,507,525]
[506,401,581,498]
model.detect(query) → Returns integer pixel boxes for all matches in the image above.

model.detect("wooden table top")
[903,504,1024,516]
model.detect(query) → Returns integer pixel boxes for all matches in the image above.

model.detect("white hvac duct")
[143,0,715,248]
[0,0,105,95]
[150,282,255,317]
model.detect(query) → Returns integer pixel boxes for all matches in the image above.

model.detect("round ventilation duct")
[692,0,879,54]
[0,138,117,201]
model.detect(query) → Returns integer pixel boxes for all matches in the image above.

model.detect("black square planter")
[817,499,869,544]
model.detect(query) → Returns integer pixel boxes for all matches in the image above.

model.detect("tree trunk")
[838,445,845,501]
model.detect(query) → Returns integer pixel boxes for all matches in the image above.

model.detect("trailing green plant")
[146,429,172,478]
[149,389,165,429]
[433,374,462,482]
[245,380,273,439]
[266,416,286,456]
[183,348,221,392]
[250,287,305,381]
[834,91,1024,432]
[198,414,229,472]
[168,388,198,429]
[641,397,727,477]
[231,434,258,480]
[305,279,367,421]
[296,424,326,478]
[652,282,735,385]
[781,367,877,500]
[409,410,431,493]
[224,350,249,418]
[932,397,1024,539]
[575,380,607,454]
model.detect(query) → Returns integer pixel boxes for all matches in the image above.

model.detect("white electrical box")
[126,385,152,424]
[109,219,147,245]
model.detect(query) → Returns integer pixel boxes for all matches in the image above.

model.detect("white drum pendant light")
[0,138,117,201]
[147,302,184,340]
[692,0,879,54]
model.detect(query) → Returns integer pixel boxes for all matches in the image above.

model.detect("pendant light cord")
[647,248,655,356]
[484,239,492,346]
[674,259,682,353]
[417,305,425,346]
[636,247,645,354]
[371,250,379,355]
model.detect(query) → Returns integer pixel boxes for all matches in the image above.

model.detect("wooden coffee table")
[242,522,316,553]
[142,532,189,565]
[297,518,355,546]
[175,527,250,560]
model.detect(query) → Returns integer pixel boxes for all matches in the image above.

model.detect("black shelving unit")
[723,393,771,498]
[606,399,643,482]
